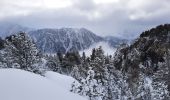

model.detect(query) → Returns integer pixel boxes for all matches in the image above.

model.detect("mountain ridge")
[0,24,128,53]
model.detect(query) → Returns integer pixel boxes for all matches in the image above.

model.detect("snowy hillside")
[29,28,103,53]
[0,69,86,100]
[45,71,77,90]
[29,28,128,53]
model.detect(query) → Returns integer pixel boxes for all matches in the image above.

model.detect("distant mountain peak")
[29,28,103,53]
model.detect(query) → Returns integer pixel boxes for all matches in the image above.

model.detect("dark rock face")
[113,24,170,99]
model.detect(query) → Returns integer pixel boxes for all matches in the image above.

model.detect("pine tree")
[4,32,43,74]
[71,67,104,100]
[91,48,96,61]
[71,46,134,100]
[0,49,8,68]
[71,65,81,80]
[0,37,5,50]
[45,54,61,72]
[82,52,86,62]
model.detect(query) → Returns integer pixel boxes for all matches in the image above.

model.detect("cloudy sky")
[0,0,170,38]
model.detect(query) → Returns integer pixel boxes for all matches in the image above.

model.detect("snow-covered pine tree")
[45,54,61,72]
[71,65,81,80]
[4,32,43,74]
[0,49,8,68]
[71,67,104,100]
[70,46,136,100]
[82,52,86,62]
[61,50,81,74]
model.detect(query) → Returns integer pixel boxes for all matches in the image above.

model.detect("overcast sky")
[0,0,170,38]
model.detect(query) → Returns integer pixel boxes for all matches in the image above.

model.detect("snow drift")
[0,69,86,100]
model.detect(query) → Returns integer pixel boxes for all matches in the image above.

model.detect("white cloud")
[43,0,73,9]
[0,0,170,38]
[0,0,73,19]
[1,0,169,21]
[126,0,170,20]
[94,0,119,4]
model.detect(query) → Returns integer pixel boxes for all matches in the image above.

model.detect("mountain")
[29,28,129,53]
[29,28,103,53]
[113,24,170,99]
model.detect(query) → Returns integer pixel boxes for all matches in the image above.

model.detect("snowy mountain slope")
[29,28,128,53]
[45,71,77,90]
[0,69,86,100]
[29,28,103,53]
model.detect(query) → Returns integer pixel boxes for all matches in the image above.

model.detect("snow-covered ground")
[45,71,77,90]
[0,69,86,100]
[79,42,116,57]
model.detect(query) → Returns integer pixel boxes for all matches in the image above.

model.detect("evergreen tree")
[0,37,5,50]
[4,32,43,74]
[45,54,61,72]
[82,52,86,62]
[91,48,96,61]
[71,67,104,100]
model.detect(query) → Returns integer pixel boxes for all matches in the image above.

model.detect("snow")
[79,42,116,56]
[45,71,76,90]
[0,69,86,100]
[144,77,153,91]
[139,63,145,69]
